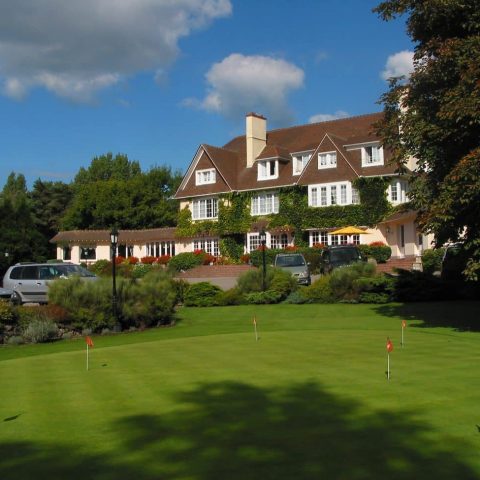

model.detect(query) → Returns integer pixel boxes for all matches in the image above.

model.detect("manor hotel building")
[52,112,431,265]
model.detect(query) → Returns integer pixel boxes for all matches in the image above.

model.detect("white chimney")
[246,112,266,168]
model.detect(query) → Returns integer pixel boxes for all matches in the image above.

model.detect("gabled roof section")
[174,144,237,199]
[256,144,291,161]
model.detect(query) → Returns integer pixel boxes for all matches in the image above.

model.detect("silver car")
[3,262,97,305]
[274,253,311,286]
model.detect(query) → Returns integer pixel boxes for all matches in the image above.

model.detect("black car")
[320,245,364,274]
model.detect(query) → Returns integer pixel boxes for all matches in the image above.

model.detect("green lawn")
[1,302,479,479]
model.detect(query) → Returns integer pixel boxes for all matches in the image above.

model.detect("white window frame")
[251,192,279,216]
[308,182,354,207]
[318,151,337,169]
[310,230,362,247]
[387,179,408,204]
[193,238,219,257]
[191,197,218,220]
[195,168,216,185]
[361,144,384,167]
[257,160,279,180]
[292,153,312,175]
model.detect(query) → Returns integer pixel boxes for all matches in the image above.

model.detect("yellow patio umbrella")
[329,226,370,235]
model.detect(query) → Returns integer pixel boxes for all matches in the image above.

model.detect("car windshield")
[56,265,96,277]
[276,255,305,267]
[330,248,360,263]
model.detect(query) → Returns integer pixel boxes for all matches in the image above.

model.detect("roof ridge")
[203,143,237,154]
[267,111,383,134]
[223,111,383,147]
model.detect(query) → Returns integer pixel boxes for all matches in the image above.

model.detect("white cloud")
[381,50,414,81]
[185,53,304,125]
[0,0,232,101]
[309,111,349,123]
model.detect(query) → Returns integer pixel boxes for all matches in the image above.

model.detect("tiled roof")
[51,228,177,244]
[174,112,398,199]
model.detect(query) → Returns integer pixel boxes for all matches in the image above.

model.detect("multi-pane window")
[362,145,383,166]
[352,187,360,204]
[146,241,175,257]
[251,192,279,215]
[351,235,360,245]
[248,233,261,252]
[318,151,337,169]
[195,168,216,185]
[270,233,288,249]
[388,179,408,204]
[310,231,328,247]
[309,182,355,207]
[193,239,219,257]
[320,186,327,206]
[80,247,96,260]
[258,160,278,180]
[330,185,337,205]
[292,153,311,175]
[192,197,218,220]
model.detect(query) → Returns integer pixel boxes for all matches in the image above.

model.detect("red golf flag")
[402,320,406,329]
[85,336,94,348]
[386,337,393,353]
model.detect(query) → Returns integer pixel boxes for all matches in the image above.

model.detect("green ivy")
[176,178,393,242]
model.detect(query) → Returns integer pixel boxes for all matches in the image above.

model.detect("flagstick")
[86,343,89,371]
[401,326,404,347]
[254,316,258,342]
[387,352,390,380]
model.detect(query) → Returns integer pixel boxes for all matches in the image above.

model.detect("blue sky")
[0,0,413,187]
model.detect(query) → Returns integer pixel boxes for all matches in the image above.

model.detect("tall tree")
[31,179,73,257]
[62,155,182,230]
[0,173,47,270]
[374,0,480,279]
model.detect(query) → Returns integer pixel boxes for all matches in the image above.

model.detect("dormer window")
[258,160,278,180]
[292,153,311,175]
[362,145,384,166]
[318,151,337,169]
[196,168,216,185]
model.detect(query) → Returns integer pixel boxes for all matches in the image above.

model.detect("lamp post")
[260,229,267,291]
[110,227,119,329]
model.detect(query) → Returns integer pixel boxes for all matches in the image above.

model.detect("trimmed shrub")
[22,318,59,343]
[303,276,334,303]
[168,252,204,272]
[329,262,376,300]
[421,248,445,274]
[269,269,298,299]
[249,248,283,268]
[89,259,111,276]
[184,282,223,307]
[120,270,177,327]
[48,277,119,331]
[283,290,309,304]
[358,243,392,263]
[131,263,154,278]
[392,270,450,302]
[0,300,17,329]
[244,290,282,304]
[216,288,246,306]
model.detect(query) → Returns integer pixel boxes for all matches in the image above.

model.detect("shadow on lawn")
[373,301,480,332]
[0,381,478,480]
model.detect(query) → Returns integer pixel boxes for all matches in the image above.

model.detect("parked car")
[0,287,13,300]
[274,253,311,285]
[320,245,364,274]
[3,262,98,305]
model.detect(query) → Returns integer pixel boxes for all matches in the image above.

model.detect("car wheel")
[11,291,22,306]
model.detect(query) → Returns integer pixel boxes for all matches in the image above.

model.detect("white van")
[3,262,97,305]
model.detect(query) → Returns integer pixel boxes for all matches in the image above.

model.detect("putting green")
[1,303,479,479]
